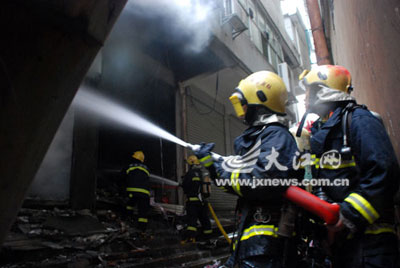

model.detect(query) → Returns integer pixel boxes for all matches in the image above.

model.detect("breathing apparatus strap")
[296,112,309,137]
[341,102,366,157]
[231,203,250,265]
[342,107,351,148]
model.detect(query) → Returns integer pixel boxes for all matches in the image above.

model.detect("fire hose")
[208,187,339,243]
[207,202,232,244]
[283,186,340,225]
[208,189,339,244]
[187,144,340,225]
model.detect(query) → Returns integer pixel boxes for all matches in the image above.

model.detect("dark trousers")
[126,193,150,232]
[332,233,398,268]
[184,201,212,239]
[224,237,298,268]
[239,256,283,268]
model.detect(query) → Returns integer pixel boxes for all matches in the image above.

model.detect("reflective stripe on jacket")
[310,105,399,231]
[211,123,302,260]
[124,159,150,194]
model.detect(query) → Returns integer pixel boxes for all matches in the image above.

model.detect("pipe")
[207,202,232,244]
[178,82,188,206]
[306,0,331,65]
[149,174,179,186]
[180,83,189,162]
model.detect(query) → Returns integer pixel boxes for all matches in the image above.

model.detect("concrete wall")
[28,108,74,201]
[211,3,274,73]
[321,0,400,160]
[261,0,287,35]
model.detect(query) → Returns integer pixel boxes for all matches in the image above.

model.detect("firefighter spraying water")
[72,83,348,267]
[74,86,340,228]
[74,87,338,224]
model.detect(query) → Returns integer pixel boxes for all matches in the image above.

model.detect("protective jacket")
[310,103,399,230]
[211,122,300,262]
[182,166,203,200]
[123,158,150,231]
[125,159,150,197]
[310,103,399,266]
[182,166,213,238]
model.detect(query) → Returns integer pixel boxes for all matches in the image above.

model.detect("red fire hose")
[195,147,340,225]
[284,186,340,225]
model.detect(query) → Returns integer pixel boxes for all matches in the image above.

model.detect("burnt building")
[0,0,311,245]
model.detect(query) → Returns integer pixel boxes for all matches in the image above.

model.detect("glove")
[194,142,215,158]
[194,142,215,168]
[213,157,224,175]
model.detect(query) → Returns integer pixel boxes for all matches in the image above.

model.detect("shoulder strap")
[341,103,367,156]
[347,104,367,128]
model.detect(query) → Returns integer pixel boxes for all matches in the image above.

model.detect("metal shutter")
[228,115,247,154]
[186,87,226,155]
[186,86,237,213]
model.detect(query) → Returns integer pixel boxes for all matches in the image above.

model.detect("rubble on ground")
[1,173,235,267]
[1,204,233,267]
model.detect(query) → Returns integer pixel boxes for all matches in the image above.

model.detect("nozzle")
[186,143,223,161]
[187,143,201,152]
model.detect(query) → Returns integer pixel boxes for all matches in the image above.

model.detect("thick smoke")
[125,0,215,53]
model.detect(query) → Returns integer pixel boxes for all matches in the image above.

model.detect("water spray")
[73,87,222,160]
[75,87,191,148]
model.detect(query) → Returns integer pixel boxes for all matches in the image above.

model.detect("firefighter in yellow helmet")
[298,64,353,117]
[122,151,151,235]
[229,70,288,125]
[181,155,213,245]
[298,65,399,268]
[195,71,302,267]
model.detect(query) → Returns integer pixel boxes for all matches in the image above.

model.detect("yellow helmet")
[299,65,352,93]
[132,151,145,162]
[229,71,287,122]
[187,155,200,165]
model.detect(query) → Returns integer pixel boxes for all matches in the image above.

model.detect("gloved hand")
[213,156,224,175]
[194,142,215,168]
[194,142,215,158]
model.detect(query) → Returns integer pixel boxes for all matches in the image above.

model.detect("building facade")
[28,0,312,212]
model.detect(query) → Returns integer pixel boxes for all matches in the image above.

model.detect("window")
[258,15,265,30]
[223,0,233,17]
[261,33,269,61]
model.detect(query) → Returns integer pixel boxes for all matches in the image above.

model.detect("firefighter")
[195,71,301,267]
[124,151,151,234]
[181,155,213,244]
[298,65,400,267]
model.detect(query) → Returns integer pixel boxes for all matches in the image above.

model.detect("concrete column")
[70,105,99,210]
[0,0,126,245]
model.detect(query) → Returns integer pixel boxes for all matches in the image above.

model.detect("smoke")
[125,0,216,53]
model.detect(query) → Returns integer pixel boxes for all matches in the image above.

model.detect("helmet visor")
[299,79,320,111]
[229,92,246,118]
